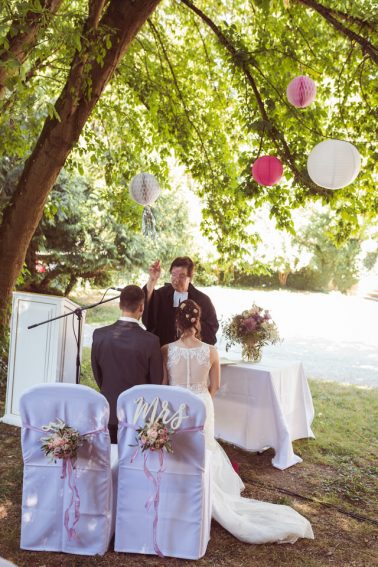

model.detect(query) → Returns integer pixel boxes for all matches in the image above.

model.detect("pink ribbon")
[143,450,165,557]
[121,421,204,558]
[23,422,108,540]
[61,458,80,540]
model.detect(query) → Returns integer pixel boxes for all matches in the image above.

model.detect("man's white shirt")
[173,290,188,307]
[119,316,145,329]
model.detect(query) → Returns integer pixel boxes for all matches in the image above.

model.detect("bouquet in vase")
[223,304,281,362]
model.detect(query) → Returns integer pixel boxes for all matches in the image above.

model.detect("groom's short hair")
[120,285,144,312]
[170,256,194,278]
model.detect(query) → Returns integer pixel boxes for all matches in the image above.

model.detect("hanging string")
[142,206,157,239]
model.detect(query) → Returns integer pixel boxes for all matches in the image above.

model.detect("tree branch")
[88,0,108,30]
[296,0,378,65]
[325,5,377,33]
[0,0,64,97]
[147,18,216,177]
[181,0,328,196]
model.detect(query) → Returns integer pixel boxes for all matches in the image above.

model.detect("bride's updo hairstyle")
[176,299,202,339]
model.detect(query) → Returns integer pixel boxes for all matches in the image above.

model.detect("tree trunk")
[0,0,162,335]
[278,271,289,287]
[64,275,78,297]
[0,0,64,97]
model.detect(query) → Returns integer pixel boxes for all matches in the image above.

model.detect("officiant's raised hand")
[148,259,161,284]
[146,259,161,301]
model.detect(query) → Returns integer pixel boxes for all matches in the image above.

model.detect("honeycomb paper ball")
[287,75,316,108]
[129,173,160,205]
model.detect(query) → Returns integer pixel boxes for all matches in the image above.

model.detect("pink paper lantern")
[286,75,316,108]
[252,156,283,186]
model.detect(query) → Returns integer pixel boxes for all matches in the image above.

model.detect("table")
[214,359,315,470]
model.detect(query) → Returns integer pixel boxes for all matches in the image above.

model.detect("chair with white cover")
[19,383,117,555]
[115,384,211,559]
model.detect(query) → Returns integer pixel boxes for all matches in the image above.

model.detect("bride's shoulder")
[208,344,219,360]
[161,341,176,350]
[162,340,180,351]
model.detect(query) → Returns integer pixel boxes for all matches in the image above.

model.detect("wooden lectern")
[1,291,86,427]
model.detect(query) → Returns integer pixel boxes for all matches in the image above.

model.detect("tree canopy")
[0,0,377,330]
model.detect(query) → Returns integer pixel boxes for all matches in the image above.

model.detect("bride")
[161,299,314,545]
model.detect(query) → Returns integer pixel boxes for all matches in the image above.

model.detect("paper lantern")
[129,173,161,237]
[307,140,361,190]
[129,172,160,205]
[252,156,283,186]
[286,76,316,108]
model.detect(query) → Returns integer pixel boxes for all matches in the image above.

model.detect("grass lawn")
[69,289,120,325]
[0,349,377,566]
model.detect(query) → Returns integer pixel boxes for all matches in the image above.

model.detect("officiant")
[143,256,219,346]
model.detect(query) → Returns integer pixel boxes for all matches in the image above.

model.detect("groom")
[91,285,163,443]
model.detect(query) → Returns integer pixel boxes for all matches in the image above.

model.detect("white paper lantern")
[129,172,160,205]
[307,140,361,190]
[129,173,161,238]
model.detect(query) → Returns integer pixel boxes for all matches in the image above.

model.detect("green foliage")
[294,212,362,292]
[191,254,219,286]
[23,171,140,295]
[217,207,370,292]
[80,346,98,391]
[0,156,197,294]
[0,0,377,282]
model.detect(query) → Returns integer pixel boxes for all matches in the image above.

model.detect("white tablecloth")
[214,359,315,470]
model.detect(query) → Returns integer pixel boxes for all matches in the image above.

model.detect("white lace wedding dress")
[167,342,314,544]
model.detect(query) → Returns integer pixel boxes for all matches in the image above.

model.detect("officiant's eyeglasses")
[170,271,189,281]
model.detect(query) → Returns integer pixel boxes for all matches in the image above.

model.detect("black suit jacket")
[91,320,163,427]
[142,282,219,346]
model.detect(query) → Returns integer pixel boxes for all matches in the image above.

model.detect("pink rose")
[52,437,66,448]
[243,318,257,331]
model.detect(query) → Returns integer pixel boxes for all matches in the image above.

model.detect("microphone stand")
[28,293,121,384]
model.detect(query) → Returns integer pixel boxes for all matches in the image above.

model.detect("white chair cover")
[0,558,18,567]
[19,383,117,555]
[114,385,211,559]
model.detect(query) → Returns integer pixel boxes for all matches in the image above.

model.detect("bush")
[192,256,219,286]
[231,271,279,288]
[287,268,332,291]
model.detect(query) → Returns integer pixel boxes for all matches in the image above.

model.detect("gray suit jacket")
[91,320,163,427]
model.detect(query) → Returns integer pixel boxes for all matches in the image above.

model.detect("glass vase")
[241,340,262,363]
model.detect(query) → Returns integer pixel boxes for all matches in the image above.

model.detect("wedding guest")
[91,285,163,443]
[142,256,219,346]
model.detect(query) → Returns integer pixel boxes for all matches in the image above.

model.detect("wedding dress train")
[166,342,314,544]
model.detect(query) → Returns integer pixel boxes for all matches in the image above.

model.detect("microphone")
[110,287,123,292]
